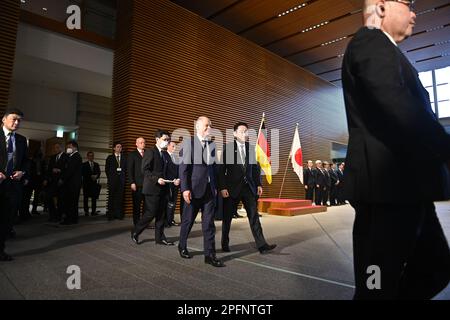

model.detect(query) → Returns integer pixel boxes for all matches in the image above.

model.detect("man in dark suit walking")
[323,161,331,206]
[82,151,101,216]
[59,141,82,225]
[127,137,146,226]
[0,109,28,261]
[342,0,450,299]
[303,160,315,201]
[44,143,67,222]
[218,122,276,254]
[178,116,224,267]
[131,130,175,246]
[105,142,127,220]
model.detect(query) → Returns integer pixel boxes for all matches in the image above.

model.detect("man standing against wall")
[303,160,315,201]
[127,137,146,226]
[105,143,127,221]
[82,151,101,216]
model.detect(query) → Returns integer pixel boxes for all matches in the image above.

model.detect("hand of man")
[0,172,6,184]
[43,180,48,187]
[304,185,308,190]
[11,171,24,181]
[174,179,180,186]
[316,185,320,188]
[158,178,166,186]
[53,168,61,174]
[183,190,192,204]
[257,186,263,197]
[131,183,137,192]
[221,189,230,198]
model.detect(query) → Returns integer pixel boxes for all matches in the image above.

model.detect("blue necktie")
[6,133,14,176]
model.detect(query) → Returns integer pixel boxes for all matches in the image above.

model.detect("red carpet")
[258,198,327,216]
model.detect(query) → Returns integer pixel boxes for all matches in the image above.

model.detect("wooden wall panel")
[113,0,348,215]
[0,0,20,115]
[77,93,113,211]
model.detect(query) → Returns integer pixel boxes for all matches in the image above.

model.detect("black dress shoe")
[131,232,140,245]
[221,244,231,252]
[204,256,225,267]
[258,244,277,254]
[0,252,13,262]
[170,221,180,226]
[156,239,175,246]
[178,247,192,259]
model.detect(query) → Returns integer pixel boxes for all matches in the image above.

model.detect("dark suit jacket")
[105,153,127,186]
[82,161,101,196]
[342,27,450,203]
[218,141,261,198]
[141,145,166,195]
[329,169,339,185]
[165,152,179,181]
[303,167,315,187]
[60,151,82,191]
[0,128,28,178]
[313,168,326,187]
[127,150,144,188]
[179,137,217,199]
[45,152,68,189]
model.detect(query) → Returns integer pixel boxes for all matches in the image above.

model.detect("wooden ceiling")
[171,0,450,87]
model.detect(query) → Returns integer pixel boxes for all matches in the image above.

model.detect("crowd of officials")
[303,160,346,207]
[1,111,277,266]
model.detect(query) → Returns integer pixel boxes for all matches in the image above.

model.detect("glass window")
[435,66,450,86]
[419,70,433,89]
[438,100,450,118]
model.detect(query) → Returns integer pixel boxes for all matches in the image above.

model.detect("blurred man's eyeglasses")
[385,0,415,12]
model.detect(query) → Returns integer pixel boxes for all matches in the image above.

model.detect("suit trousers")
[179,185,216,257]
[0,180,19,252]
[134,193,167,242]
[315,186,325,205]
[63,186,81,223]
[166,186,179,224]
[305,186,314,201]
[131,187,145,226]
[351,202,450,299]
[83,192,97,214]
[221,185,266,249]
[107,178,125,219]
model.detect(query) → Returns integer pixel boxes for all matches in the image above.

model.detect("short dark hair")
[4,108,24,118]
[112,142,122,148]
[67,140,78,149]
[87,151,94,156]
[233,122,248,131]
[155,129,170,138]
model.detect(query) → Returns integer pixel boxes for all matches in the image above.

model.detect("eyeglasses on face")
[385,0,415,12]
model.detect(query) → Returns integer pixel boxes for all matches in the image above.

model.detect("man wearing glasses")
[342,0,450,299]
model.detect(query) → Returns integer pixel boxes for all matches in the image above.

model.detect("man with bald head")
[178,116,224,267]
[127,137,146,226]
[342,0,450,299]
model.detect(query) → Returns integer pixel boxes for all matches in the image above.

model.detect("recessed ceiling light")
[20,0,26,3]
[42,7,48,11]
[277,2,309,18]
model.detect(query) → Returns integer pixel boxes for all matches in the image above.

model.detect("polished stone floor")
[1,202,449,300]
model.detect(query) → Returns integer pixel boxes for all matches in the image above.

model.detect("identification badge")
[116,168,122,172]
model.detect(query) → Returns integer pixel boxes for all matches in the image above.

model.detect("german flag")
[256,113,272,184]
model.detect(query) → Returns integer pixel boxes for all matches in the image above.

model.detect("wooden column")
[0,0,20,115]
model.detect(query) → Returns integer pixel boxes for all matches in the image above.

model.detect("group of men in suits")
[128,117,276,268]
[303,159,346,206]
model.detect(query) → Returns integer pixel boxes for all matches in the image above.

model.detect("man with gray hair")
[178,116,224,267]
[342,0,450,299]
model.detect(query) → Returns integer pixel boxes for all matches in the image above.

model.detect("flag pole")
[279,123,299,199]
